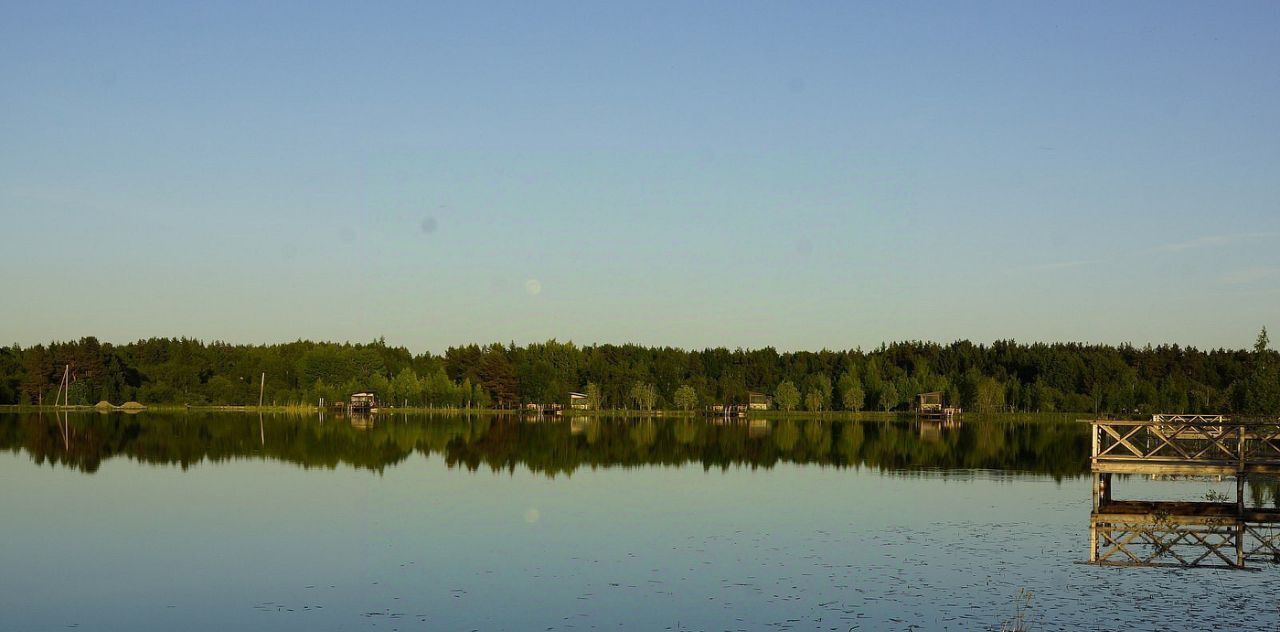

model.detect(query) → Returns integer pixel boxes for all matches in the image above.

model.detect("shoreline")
[0,404,1086,421]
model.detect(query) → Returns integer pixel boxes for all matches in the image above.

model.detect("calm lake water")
[2,411,1277,631]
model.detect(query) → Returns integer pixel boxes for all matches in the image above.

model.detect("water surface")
[2,412,1276,631]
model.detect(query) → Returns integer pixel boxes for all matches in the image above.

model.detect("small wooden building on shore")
[747,392,773,410]
[568,392,590,410]
[349,392,379,413]
[916,391,961,421]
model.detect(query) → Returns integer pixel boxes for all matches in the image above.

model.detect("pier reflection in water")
[1090,500,1280,569]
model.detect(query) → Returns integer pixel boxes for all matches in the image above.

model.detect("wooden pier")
[1085,415,1280,569]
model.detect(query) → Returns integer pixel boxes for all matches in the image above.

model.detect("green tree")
[369,372,392,403]
[837,370,864,412]
[391,368,421,407]
[673,384,698,411]
[880,381,899,412]
[973,377,1006,413]
[629,381,657,411]
[804,373,832,412]
[1243,327,1280,414]
[585,382,602,410]
[775,380,800,412]
[424,368,454,407]
[804,390,824,412]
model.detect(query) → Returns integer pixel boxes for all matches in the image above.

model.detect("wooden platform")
[1084,415,1280,569]
[1094,500,1280,524]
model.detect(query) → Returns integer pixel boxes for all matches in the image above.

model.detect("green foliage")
[804,373,832,412]
[803,391,823,413]
[775,380,801,412]
[629,381,657,411]
[1241,327,1280,415]
[837,370,864,411]
[973,376,1006,413]
[0,333,1274,415]
[673,384,698,411]
[880,382,900,412]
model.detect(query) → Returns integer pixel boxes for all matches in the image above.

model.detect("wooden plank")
[1091,459,1240,476]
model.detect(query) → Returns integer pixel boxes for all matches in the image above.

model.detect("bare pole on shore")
[259,373,265,408]
[54,365,70,408]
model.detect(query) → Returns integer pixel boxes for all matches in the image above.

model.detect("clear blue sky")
[3,1,1278,352]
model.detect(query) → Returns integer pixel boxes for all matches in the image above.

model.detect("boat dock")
[1085,415,1280,569]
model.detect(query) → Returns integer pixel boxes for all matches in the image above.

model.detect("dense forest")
[1,330,1278,415]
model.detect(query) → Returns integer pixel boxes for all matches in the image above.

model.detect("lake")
[2,411,1276,631]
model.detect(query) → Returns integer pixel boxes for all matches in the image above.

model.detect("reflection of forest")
[0,412,1092,478]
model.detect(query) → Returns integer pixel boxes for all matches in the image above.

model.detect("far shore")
[0,404,1089,421]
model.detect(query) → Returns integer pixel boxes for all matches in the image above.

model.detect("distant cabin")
[349,392,378,412]
[569,392,590,410]
[748,392,772,410]
[916,391,961,420]
[917,391,944,412]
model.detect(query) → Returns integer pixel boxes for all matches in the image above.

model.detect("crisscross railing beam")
[1088,417,1280,472]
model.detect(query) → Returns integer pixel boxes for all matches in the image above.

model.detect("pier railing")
[1088,417,1280,474]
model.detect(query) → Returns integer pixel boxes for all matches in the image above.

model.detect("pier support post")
[1092,473,1101,512]
[1092,473,1112,511]
[1237,522,1246,568]
[1237,474,1246,516]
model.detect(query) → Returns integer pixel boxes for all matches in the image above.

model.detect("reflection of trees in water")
[1249,480,1280,508]
[774,421,799,452]
[673,421,697,445]
[804,420,830,455]
[629,419,657,449]
[0,413,1089,478]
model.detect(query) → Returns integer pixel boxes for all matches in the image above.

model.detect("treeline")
[0,330,1277,415]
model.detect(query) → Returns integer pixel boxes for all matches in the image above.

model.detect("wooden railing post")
[1239,424,1246,466]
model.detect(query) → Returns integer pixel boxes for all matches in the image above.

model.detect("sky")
[2,1,1278,353]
